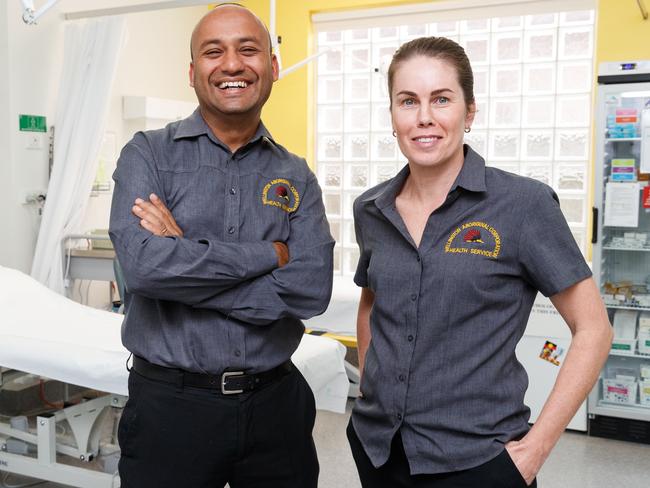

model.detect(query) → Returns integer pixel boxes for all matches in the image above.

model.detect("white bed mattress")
[0,266,348,413]
[304,276,360,335]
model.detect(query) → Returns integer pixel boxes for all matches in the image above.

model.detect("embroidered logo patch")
[445,221,501,259]
[262,178,300,213]
[463,229,483,243]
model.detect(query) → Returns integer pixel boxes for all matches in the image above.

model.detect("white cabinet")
[517,295,587,431]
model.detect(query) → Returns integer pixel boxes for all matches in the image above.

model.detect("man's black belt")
[132,356,293,394]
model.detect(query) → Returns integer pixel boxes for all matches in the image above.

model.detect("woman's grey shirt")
[352,145,591,474]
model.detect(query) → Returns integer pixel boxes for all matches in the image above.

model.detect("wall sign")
[19,114,47,133]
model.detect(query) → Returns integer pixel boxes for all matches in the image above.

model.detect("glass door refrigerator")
[589,61,650,444]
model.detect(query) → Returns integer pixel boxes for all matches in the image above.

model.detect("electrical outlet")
[25,133,43,150]
[24,191,46,204]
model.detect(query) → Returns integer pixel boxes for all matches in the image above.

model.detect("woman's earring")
[392,130,397,137]
[464,127,471,133]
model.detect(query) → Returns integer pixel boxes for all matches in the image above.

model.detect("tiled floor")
[314,403,650,488]
[4,401,650,487]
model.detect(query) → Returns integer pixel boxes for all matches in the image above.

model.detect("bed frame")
[0,370,125,488]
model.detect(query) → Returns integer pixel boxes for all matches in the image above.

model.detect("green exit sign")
[19,114,47,133]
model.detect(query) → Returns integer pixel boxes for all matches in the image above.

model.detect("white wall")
[0,7,11,268]
[82,6,202,234]
[0,1,204,275]
[82,5,204,308]
[0,1,62,272]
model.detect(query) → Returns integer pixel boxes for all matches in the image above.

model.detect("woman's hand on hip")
[504,438,545,486]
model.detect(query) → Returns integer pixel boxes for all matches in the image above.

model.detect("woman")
[347,36,612,488]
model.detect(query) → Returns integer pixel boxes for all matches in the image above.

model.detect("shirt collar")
[371,163,410,209]
[366,144,487,209]
[173,108,276,149]
[453,144,487,193]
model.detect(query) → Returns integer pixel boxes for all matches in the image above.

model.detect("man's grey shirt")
[352,145,591,474]
[109,109,334,374]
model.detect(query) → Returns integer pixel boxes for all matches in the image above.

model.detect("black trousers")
[118,365,319,488]
[347,420,536,488]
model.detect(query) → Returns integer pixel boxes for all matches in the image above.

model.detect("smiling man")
[108,4,334,488]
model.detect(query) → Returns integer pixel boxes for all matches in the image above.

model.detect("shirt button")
[399,374,405,382]
[228,226,235,234]
[234,350,241,357]
[230,187,237,195]
[397,413,403,421]
[410,294,417,301]
[407,335,414,342]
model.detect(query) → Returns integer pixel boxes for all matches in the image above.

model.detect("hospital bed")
[304,276,362,397]
[0,265,348,488]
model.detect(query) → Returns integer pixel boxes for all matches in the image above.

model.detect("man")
[108,5,334,488]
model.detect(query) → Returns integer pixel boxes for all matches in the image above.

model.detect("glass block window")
[315,8,595,275]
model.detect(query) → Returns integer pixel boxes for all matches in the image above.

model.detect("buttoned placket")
[224,156,240,241]
[379,186,465,426]
[376,204,423,425]
[216,137,270,368]
[223,151,245,365]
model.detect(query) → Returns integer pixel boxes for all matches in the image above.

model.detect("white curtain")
[31,17,126,293]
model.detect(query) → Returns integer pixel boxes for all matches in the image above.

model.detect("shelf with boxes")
[590,310,650,422]
[599,356,650,409]
[607,305,650,312]
[606,108,640,139]
[603,231,650,251]
[602,277,650,311]
[590,66,650,438]
[603,247,650,252]
[609,310,650,357]
[610,350,650,359]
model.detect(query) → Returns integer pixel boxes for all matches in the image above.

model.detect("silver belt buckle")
[221,371,245,395]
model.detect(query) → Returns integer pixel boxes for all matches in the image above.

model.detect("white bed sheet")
[304,276,359,336]
[0,266,348,413]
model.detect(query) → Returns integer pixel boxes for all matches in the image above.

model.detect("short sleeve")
[353,198,370,288]
[518,184,592,297]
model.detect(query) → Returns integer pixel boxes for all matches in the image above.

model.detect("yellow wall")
[237,0,650,165]
[597,0,650,62]
[240,0,434,161]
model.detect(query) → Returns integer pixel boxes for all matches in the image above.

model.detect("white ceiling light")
[20,0,328,80]
[21,0,60,24]
[63,1,212,20]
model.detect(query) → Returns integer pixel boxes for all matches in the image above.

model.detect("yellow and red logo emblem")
[445,221,501,259]
[463,229,483,243]
[262,178,300,213]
